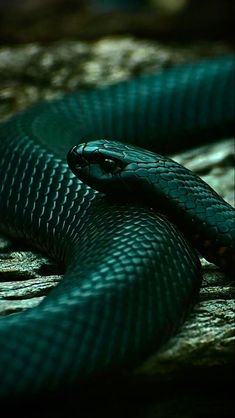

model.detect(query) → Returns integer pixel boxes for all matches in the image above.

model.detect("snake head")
[67,140,129,193]
[67,139,158,194]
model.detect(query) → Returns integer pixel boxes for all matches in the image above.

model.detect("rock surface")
[0,38,234,415]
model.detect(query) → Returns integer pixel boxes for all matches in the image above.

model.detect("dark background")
[0,0,234,44]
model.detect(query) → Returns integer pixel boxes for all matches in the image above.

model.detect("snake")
[0,54,234,398]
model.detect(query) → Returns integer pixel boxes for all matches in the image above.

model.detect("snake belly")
[0,55,234,398]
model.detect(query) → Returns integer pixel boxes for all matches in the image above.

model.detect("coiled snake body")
[0,55,234,398]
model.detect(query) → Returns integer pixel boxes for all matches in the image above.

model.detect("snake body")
[0,55,234,398]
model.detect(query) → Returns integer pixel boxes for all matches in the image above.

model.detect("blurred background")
[0,0,234,44]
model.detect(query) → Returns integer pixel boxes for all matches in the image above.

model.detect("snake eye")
[101,158,119,173]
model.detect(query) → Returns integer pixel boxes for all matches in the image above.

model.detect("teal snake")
[0,54,234,398]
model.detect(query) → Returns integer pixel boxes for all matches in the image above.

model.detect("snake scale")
[0,54,234,398]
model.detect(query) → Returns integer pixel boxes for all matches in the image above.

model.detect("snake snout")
[67,145,89,174]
